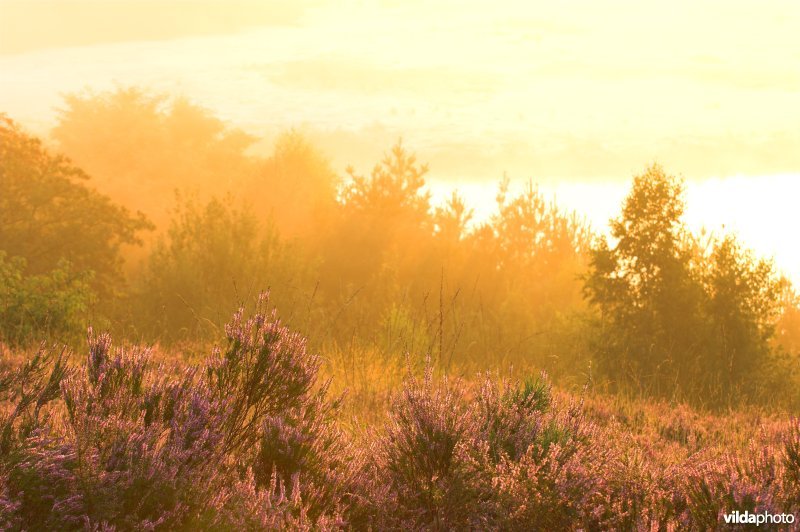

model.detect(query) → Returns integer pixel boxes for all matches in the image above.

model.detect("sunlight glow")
[1,0,798,279]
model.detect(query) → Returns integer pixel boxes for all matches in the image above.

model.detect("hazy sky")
[2,0,798,179]
[1,0,799,279]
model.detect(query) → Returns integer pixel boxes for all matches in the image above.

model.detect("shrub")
[475,373,561,463]
[2,295,799,530]
[781,420,800,510]
[584,165,788,407]
[0,295,354,529]
[0,114,151,301]
[138,196,306,342]
[374,364,488,529]
[0,253,93,346]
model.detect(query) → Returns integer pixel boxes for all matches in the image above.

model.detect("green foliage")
[584,165,790,407]
[9,87,798,408]
[312,143,592,373]
[509,374,552,414]
[701,236,784,396]
[433,191,473,245]
[775,282,800,354]
[0,253,92,346]
[137,195,304,342]
[343,140,431,222]
[0,114,151,301]
[380,302,433,356]
[584,165,702,396]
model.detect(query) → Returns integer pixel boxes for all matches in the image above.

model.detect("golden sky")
[1,0,798,179]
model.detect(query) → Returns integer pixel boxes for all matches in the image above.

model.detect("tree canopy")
[583,165,789,406]
[0,114,152,299]
[51,88,257,229]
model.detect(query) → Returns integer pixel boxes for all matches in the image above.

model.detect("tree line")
[1,88,798,409]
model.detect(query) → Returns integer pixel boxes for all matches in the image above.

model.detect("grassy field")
[1,302,798,530]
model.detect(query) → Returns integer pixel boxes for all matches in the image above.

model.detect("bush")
[2,295,799,529]
[0,295,356,529]
[584,165,790,407]
[0,252,93,346]
[368,368,659,530]
[375,365,485,529]
[0,114,151,301]
[137,196,307,342]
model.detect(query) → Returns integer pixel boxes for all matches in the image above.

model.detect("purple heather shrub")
[3,431,84,530]
[491,438,609,529]
[657,403,708,450]
[2,295,800,530]
[0,294,359,529]
[680,427,800,531]
[474,372,581,465]
[486,388,661,530]
[252,386,367,523]
[215,468,327,530]
[205,295,321,456]
[0,345,68,454]
[375,363,489,529]
[784,419,800,510]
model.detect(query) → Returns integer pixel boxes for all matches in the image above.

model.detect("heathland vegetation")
[1,88,800,528]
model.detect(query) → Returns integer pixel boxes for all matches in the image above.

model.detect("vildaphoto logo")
[722,510,796,526]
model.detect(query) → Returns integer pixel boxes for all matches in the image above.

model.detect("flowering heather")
[1,297,799,530]
[0,296,359,529]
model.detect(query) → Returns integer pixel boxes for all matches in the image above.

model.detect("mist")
[2,2,800,528]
